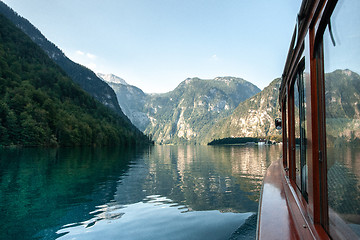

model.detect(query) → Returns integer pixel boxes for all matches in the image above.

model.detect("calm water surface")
[0,145,282,240]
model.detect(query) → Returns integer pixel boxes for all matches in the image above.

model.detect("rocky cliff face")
[323,69,360,146]
[101,80,149,131]
[145,77,260,144]
[205,78,282,143]
[205,69,360,144]
[104,75,260,144]
[97,73,128,85]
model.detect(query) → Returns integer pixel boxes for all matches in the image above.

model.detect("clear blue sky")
[2,0,302,93]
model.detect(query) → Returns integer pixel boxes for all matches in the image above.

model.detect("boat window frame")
[277,1,360,238]
[296,58,308,201]
[282,97,287,169]
[305,0,334,233]
[287,56,310,202]
[278,1,340,238]
[312,0,360,238]
[315,1,360,239]
[298,0,337,234]
[287,82,296,182]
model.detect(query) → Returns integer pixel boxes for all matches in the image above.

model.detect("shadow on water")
[0,145,282,240]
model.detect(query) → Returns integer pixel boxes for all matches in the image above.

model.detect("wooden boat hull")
[257,159,330,240]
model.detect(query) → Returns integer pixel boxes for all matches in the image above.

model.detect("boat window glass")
[282,99,287,168]
[323,0,360,238]
[286,91,291,170]
[294,75,301,189]
[303,34,310,201]
[299,66,308,200]
[294,61,308,200]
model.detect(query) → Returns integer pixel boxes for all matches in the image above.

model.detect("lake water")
[0,145,282,240]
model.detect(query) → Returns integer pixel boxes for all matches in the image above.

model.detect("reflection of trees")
[0,147,137,240]
[0,145,283,239]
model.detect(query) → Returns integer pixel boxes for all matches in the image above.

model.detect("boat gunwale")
[257,159,330,240]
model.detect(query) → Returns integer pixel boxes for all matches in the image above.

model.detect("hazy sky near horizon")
[2,0,302,93]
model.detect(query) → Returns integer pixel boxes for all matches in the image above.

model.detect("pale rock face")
[205,78,283,141]
[97,73,128,85]
[177,108,196,139]
[148,115,157,127]
[105,74,261,144]
[343,69,352,76]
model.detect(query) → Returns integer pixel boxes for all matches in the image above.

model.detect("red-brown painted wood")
[257,160,331,240]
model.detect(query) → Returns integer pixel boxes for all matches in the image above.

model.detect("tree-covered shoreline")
[207,137,280,145]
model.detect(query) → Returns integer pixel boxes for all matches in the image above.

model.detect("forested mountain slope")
[0,2,125,117]
[0,14,150,147]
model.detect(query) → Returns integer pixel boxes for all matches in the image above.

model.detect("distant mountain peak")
[341,69,353,76]
[182,76,247,85]
[97,73,128,85]
[107,74,261,144]
[214,76,242,81]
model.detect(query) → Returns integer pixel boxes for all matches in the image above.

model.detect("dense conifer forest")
[0,1,125,116]
[0,14,150,147]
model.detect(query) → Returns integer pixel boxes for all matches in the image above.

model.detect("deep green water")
[0,145,282,240]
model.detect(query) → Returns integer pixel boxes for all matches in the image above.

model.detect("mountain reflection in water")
[0,145,282,240]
